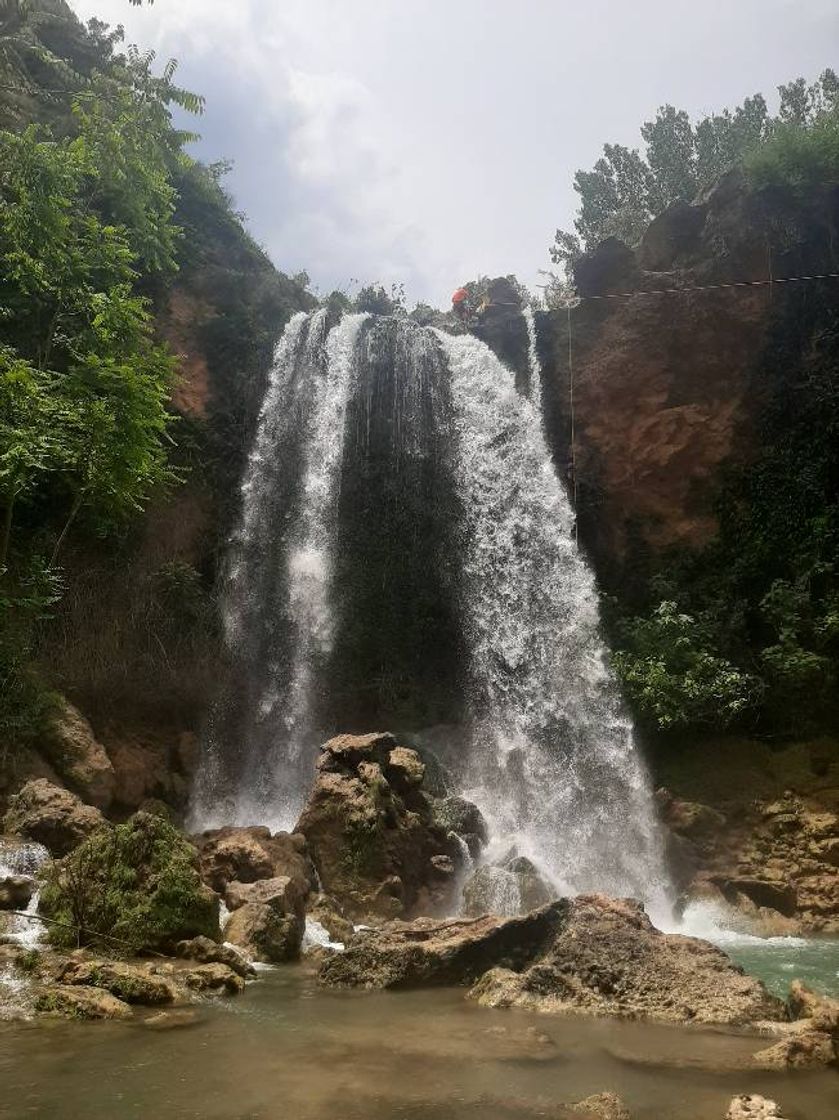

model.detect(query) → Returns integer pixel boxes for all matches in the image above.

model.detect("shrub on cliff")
[40,811,220,953]
[612,601,762,732]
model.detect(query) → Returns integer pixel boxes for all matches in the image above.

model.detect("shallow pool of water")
[679,901,839,999]
[1,968,837,1120]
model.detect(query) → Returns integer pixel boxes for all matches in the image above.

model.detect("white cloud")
[71,0,839,305]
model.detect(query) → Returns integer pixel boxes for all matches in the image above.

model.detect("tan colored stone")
[726,1095,788,1120]
[752,1030,836,1069]
[39,699,115,810]
[57,959,177,1005]
[3,779,106,856]
[181,962,245,995]
[35,984,132,1020]
[469,895,783,1027]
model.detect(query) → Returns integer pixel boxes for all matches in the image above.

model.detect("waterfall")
[437,329,672,922]
[193,307,671,922]
[523,306,541,396]
[191,310,368,832]
[0,839,49,950]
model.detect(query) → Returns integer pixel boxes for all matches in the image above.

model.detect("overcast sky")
[73,0,838,306]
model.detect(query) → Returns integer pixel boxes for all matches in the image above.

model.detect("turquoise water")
[677,901,839,999]
[726,937,839,998]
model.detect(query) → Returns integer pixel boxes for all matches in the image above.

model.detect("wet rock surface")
[193,825,315,896]
[2,779,106,856]
[462,857,556,918]
[224,891,305,964]
[174,935,255,978]
[295,733,470,921]
[319,903,566,989]
[726,1096,789,1120]
[568,1093,631,1119]
[180,962,245,995]
[749,981,839,1069]
[56,958,178,1005]
[0,874,35,910]
[34,983,133,1020]
[318,885,792,1028]
[465,895,784,1026]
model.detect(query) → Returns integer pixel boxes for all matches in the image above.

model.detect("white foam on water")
[303,917,344,953]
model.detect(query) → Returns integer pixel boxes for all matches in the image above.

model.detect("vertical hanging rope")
[567,302,579,544]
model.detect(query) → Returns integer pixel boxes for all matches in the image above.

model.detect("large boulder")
[192,825,314,897]
[569,1094,631,1120]
[222,878,304,967]
[39,811,220,953]
[469,895,783,1027]
[3,779,106,856]
[295,733,466,921]
[319,904,565,990]
[38,699,115,810]
[752,1030,836,1069]
[431,796,487,859]
[180,963,245,995]
[174,935,255,978]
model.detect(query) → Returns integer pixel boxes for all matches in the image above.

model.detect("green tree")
[551,70,837,269]
[0,123,176,564]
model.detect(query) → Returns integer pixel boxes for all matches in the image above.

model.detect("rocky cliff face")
[537,170,839,587]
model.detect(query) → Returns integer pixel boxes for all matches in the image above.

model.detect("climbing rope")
[543,264,838,539]
[566,302,579,544]
[7,909,170,957]
[559,269,839,304]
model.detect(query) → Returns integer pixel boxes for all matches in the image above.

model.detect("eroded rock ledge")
[321,894,785,1028]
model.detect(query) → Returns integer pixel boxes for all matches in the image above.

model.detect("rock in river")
[295,732,470,922]
[321,892,785,1028]
[469,894,784,1026]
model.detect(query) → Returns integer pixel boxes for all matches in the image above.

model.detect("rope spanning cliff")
[547,269,839,304]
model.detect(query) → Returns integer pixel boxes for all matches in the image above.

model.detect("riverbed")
[1,964,837,1120]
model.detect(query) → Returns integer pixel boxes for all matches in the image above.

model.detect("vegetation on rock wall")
[0,1,310,750]
[606,228,839,740]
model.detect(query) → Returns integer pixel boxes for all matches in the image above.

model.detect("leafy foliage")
[353,282,406,316]
[40,811,219,952]
[612,602,761,731]
[551,69,838,269]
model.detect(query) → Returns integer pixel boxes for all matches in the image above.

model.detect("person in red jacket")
[451,285,469,322]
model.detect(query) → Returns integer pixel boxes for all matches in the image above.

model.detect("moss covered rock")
[34,984,132,1020]
[39,811,220,953]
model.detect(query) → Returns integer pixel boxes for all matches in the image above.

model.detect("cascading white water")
[523,306,541,397]
[437,329,673,923]
[0,839,48,950]
[191,310,367,832]
[277,312,369,812]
